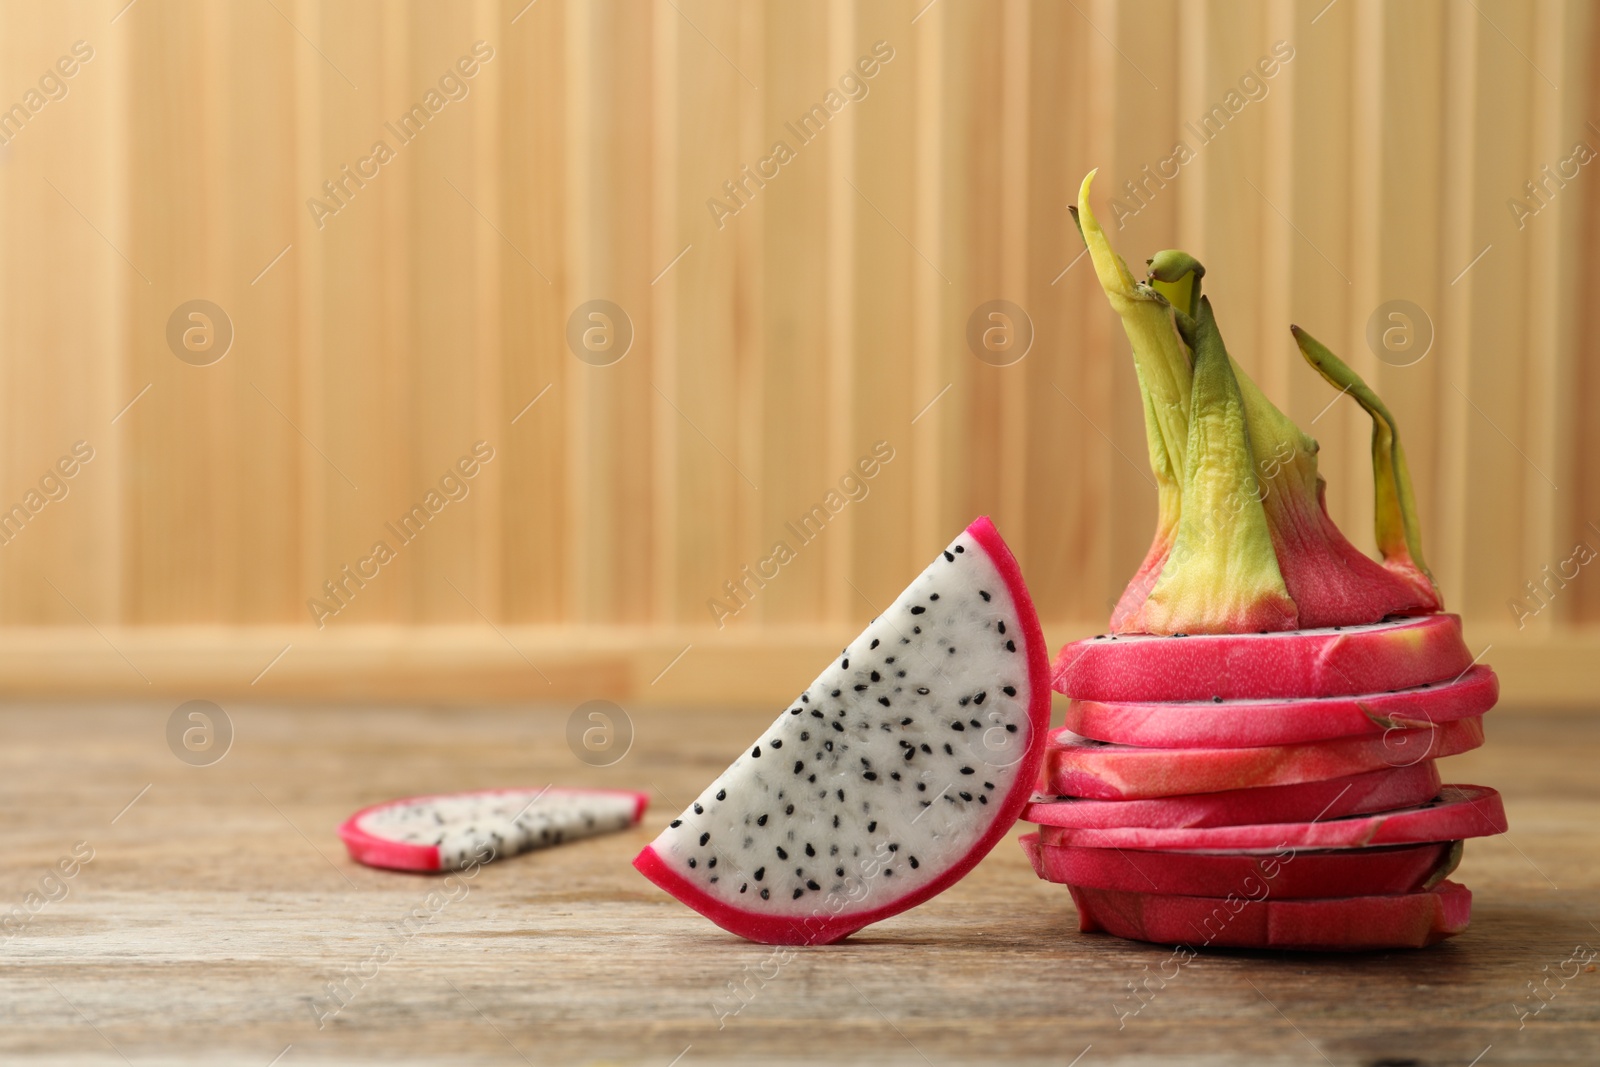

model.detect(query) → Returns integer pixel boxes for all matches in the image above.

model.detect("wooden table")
[3,703,1596,1065]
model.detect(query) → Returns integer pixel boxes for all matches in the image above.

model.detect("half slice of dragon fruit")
[339,787,649,871]
[633,516,1051,945]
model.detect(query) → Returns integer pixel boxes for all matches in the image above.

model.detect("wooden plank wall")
[0,0,1595,705]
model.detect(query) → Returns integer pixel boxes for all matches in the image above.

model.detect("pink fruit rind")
[1022,835,1462,898]
[1068,879,1472,950]
[1065,665,1498,748]
[1037,784,1506,851]
[632,516,1053,945]
[1042,717,1484,799]
[1023,762,1442,830]
[338,787,650,872]
[1053,613,1472,702]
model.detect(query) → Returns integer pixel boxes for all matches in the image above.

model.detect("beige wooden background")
[0,0,1595,706]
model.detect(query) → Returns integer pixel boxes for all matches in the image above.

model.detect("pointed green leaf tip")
[1136,297,1297,634]
[1291,324,1440,600]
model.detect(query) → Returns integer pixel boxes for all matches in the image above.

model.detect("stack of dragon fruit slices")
[1019,615,1509,950]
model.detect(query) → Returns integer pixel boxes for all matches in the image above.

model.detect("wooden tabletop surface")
[3,702,1597,1066]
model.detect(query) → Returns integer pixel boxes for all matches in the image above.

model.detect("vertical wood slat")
[0,0,1592,703]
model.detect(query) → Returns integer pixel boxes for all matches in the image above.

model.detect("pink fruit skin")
[1021,834,1461,898]
[1066,665,1498,749]
[1068,879,1472,950]
[337,787,651,872]
[1053,613,1473,702]
[1023,762,1442,830]
[1043,718,1483,800]
[632,516,1053,946]
[1037,784,1506,851]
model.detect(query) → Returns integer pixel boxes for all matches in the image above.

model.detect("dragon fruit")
[634,517,1050,945]
[1020,171,1508,950]
[1064,665,1497,748]
[1042,718,1484,799]
[1023,763,1442,830]
[338,787,648,872]
[1069,880,1473,951]
[1020,836,1462,898]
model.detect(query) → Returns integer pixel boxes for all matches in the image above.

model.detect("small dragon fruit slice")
[633,516,1051,945]
[338,787,649,872]
[1068,880,1473,950]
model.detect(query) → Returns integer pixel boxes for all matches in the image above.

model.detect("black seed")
[959,696,971,707]
[833,815,839,828]
[890,772,901,781]
[841,659,849,669]
[974,692,987,705]
[755,867,765,880]
[804,843,815,857]
[751,745,762,758]
[710,876,717,883]
[793,888,805,899]
[812,710,824,719]
[807,879,820,891]
[909,856,920,869]
[943,549,955,561]
[979,794,988,804]
[943,743,954,755]
[951,721,965,731]
[837,789,845,801]
[920,744,932,754]
[836,867,845,877]
[997,621,1006,634]
[776,846,788,860]
[930,593,940,601]
[794,760,805,773]
[669,820,682,828]
[979,589,990,600]
[870,671,881,682]
[825,741,834,752]
[878,697,891,707]
[801,694,810,702]
[960,791,973,801]
[688,858,697,868]
[1004,724,1018,733]
[870,638,880,649]
[900,717,912,725]
[868,821,877,832]
[785,804,795,815]
[1006,640,1016,652]
[970,719,981,728]
[1002,686,1016,697]
[864,772,878,781]
[708,857,716,868]
[761,889,770,900]
[693,803,704,815]
[1212,695,1223,703]
[831,689,841,697]
[884,869,893,877]
[801,731,810,741]
[832,722,844,732]
[910,606,926,615]
[916,782,926,791]
[903,749,915,761]
[699,832,710,845]
[741,883,748,893]
[954,545,964,553]
[789,708,802,716]
[716,789,726,801]
[913,626,922,635]
[960,767,974,775]
[757,814,768,826]
[917,687,930,695]
[984,781,994,790]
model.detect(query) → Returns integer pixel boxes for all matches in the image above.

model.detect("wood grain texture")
[1,702,1596,1065]
[0,0,1594,706]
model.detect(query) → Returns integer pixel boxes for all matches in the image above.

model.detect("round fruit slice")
[1037,784,1506,851]
[338,787,650,872]
[1043,717,1483,799]
[1020,834,1463,898]
[1065,665,1498,748]
[1067,880,1473,950]
[633,516,1051,945]
[1052,614,1473,702]
[1023,762,1442,830]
